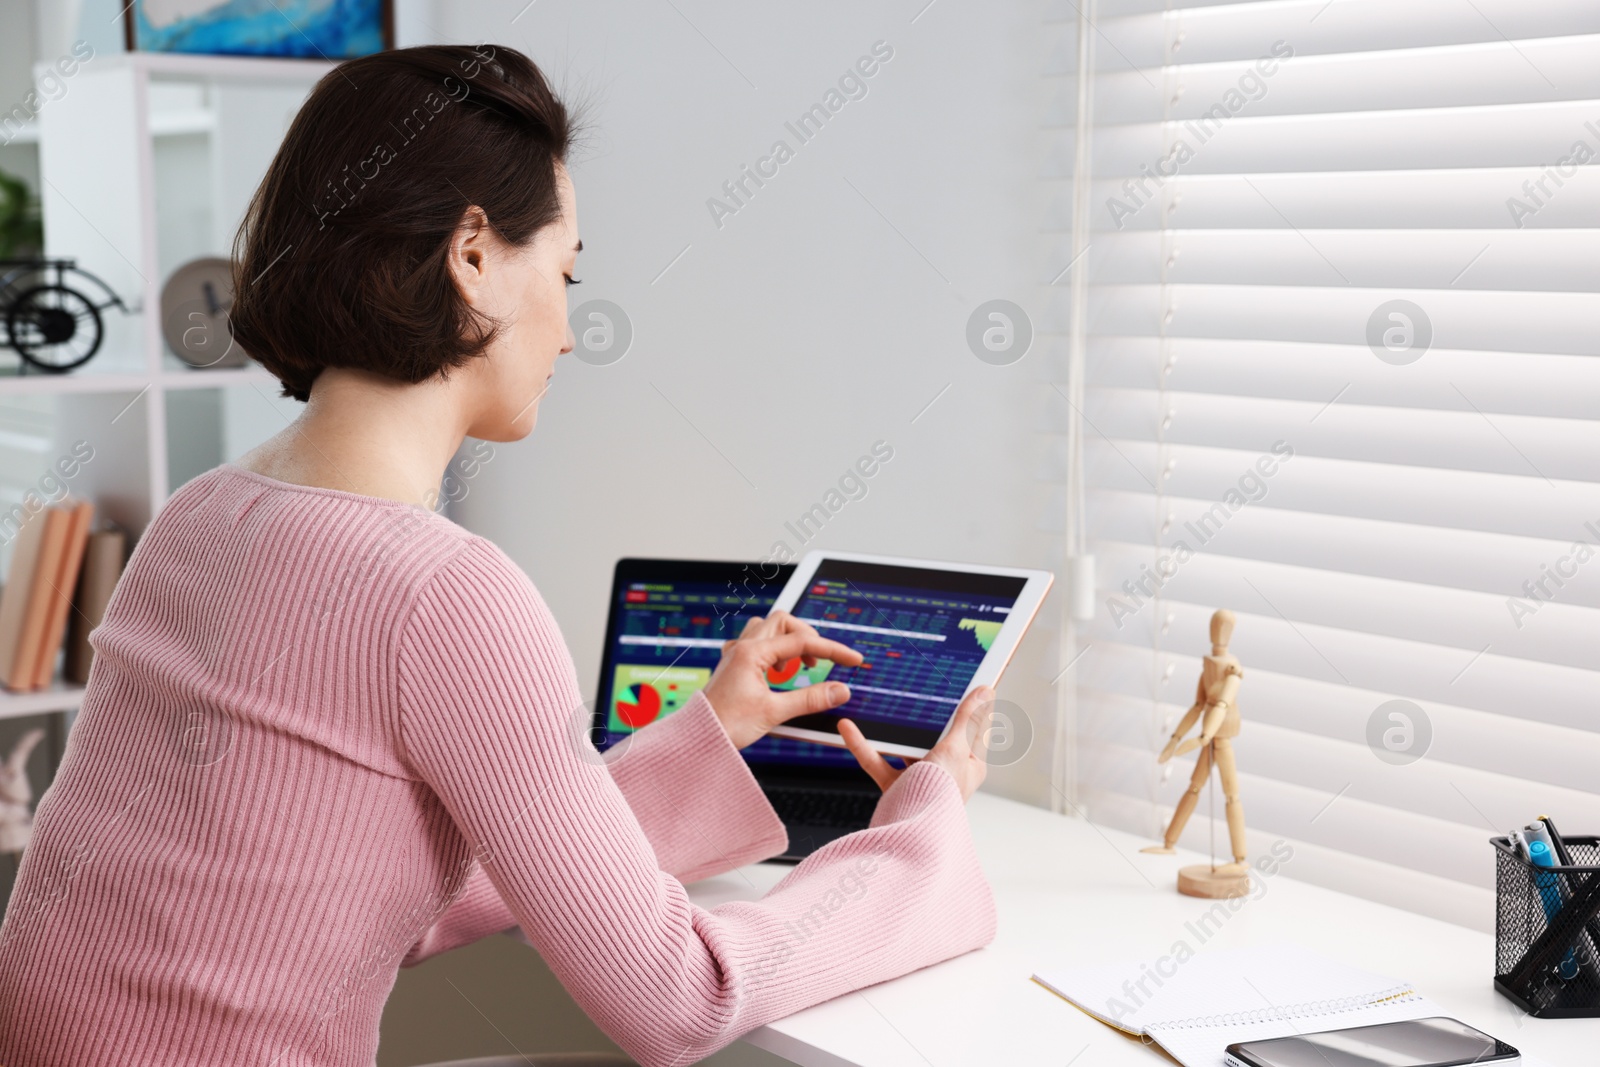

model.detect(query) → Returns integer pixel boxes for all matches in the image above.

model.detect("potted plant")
[0,169,43,259]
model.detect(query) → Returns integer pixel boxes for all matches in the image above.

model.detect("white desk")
[684,791,1597,1067]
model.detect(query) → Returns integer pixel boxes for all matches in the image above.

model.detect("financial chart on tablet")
[778,559,1027,747]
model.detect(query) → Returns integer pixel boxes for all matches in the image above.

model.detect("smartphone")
[1225,1016,1518,1067]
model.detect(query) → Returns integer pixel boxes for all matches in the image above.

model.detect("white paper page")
[1033,943,1415,1036]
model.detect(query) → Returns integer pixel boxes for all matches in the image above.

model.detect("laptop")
[591,558,881,862]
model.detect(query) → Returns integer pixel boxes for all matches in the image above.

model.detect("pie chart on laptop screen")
[766,657,802,685]
[616,682,662,727]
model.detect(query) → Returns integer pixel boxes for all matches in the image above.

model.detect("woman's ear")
[447,206,493,306]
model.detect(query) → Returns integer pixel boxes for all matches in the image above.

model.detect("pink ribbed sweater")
[0,463,997,1067]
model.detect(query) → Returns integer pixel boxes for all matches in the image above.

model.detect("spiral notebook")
[1032,942,1440,1067]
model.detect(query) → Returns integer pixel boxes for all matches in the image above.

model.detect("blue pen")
[1523,821,1600,983]
[1511,827,1574,980]
[1539,814,1600,973]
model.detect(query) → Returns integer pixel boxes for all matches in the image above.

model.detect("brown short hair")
[231,45,577,402]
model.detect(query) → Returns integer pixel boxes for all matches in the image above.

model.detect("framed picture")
[123,0,393,59]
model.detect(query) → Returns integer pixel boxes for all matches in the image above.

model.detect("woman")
[0,45,997,1067]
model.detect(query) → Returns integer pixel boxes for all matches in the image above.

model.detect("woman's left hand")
[700,611,865,749]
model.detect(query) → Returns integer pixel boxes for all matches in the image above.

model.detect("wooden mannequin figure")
[1140,610,1249,898]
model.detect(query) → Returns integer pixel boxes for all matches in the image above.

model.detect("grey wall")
[446,0,1062,805]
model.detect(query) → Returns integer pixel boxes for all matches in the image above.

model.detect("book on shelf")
[0,498,109,693]
[65,527,127,686]
[3,506,69,691]
[0,513,50,688]
[27,499,94,689]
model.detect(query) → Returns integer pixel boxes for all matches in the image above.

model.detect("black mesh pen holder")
[1492,834,1600,1018]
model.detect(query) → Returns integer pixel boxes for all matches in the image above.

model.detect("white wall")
[441,0,1065,807]
[0,0,36,105]
[0,0,40,192]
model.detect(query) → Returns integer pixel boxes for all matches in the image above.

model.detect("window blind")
[1064,0,1600,930]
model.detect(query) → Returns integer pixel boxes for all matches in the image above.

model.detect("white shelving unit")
[1,53,331,720]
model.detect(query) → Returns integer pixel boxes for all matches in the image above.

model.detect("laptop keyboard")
[764,785,880,830]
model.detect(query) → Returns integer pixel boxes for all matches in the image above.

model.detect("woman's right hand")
[837,685,995,803]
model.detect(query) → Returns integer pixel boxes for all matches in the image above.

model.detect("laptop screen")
[593,559,860,772]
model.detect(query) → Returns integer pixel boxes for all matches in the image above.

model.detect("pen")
[1538,815,1600,982]
[1539,814,1578,866]
[1524,821,1600,984]
[1509,829,1574,981]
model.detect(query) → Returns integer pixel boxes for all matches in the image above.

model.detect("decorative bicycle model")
[0,258,132,374]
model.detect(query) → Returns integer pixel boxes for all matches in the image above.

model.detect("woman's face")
[458,164,580,441]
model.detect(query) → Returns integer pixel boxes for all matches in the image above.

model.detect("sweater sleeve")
[601,689,790,881]
[394,540,997,1067]
[400,688,790,965]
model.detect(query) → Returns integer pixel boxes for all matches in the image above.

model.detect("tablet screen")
[776,559,1027,749]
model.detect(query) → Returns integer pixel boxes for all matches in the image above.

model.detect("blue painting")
[128,0,388,59]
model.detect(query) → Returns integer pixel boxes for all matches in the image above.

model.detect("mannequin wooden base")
[1178,863,1250,899]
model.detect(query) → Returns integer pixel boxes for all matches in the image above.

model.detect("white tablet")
[765,551,1054,759]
